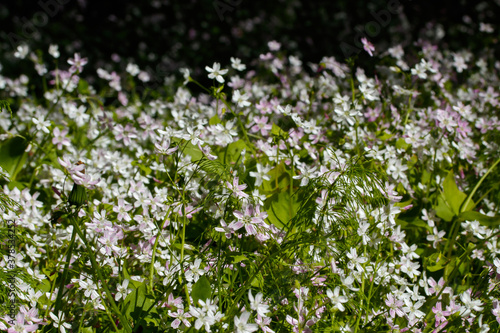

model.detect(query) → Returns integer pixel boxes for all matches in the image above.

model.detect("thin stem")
[460,157,500,213]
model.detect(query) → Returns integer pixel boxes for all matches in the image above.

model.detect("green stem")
[460,157,500,213]
[50,222,77,318]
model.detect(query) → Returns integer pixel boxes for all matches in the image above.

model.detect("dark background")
[0,0,498,78]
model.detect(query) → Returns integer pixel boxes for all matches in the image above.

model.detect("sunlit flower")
[205,62,228,83]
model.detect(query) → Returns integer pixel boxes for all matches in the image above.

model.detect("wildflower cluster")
[0,20,499,333]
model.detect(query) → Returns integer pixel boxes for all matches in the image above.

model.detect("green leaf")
[376,130,393,141]
[78,79,90,95]
[209,114,221,125]
[231,254,248,264]
[223,139,248,164]
[457,211,500,227]
[265,190,299,230]
[443,170,474,215]
[396,218,431,231]
[0,136,28,180]
[434,193,454,222]
[123,282,157,326]
[395,138,409,150]
[425,252,448,272]
[271,123,289,139]
[250,272,264,288]
[262,162,289,193]
[444,256,457,280]
[180,141,203,161]
[191,276,212,305]
[81,327,94,333]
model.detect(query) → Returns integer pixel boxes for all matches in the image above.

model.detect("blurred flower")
[67,53,88,73]
[14,44,29,59]
[49,44,60,58]
[32,117,51,133]
[231,57,246,71]
[361,38,375,57]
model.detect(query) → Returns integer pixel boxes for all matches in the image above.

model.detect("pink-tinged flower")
[154,137,178,155]
[250,116,272,136]
[98,229,121,256]
[227,177,249,199]
[255,315,274,333]
[163,293,183,309]
[52,127,71,150]
[427,277,446,296]
[67,53,88,73]
[230,205,261,235]
[492,302,500,324]
[58,157,85,175]
[268,40,281,51]
[455,118,471,139]
[114,124,138,145]
[385,294,404,318]
[361,38,375,57]
[19,306,43,325]
[432,302,451,326]
[436,109,457,132]
[169,308,192,329]
[215,219,233,238]
[198,143,217,160]
[113,198,133,222]
[6,313,38,333]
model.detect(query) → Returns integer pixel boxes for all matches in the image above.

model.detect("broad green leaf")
[434,193,454,222]
[251,272,264,288]
[191,275,212,305]
[180,140,203,161]
[425,252,448,272]
[223,139,247,164]
[123,282,157,325]
[265,190,299,230]
[81,327,94,333]
[396,218,431,231]
[457,211,500,227]
[376,131,393,141]
[0,136,28,180]
[394,199,412,208]
[262,162,289,193]
[271,123,289,139]
[231,254,248,264]
[443,170,474,214]
[444,256,457,280]
[209,114,221,125]
[78,79,90,95]
[395,138,409,150]
[38,278,52,293]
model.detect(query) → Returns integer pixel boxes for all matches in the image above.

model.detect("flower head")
[205,62,228,83]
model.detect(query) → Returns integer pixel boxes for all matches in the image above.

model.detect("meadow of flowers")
[0,8,500,333]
